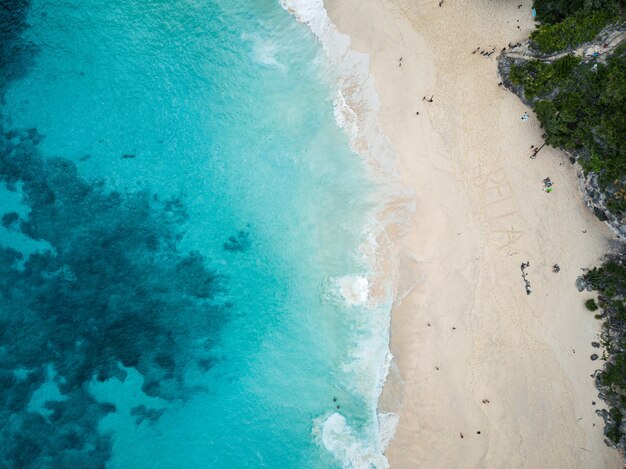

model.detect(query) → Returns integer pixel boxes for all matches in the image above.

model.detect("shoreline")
[326,0,624,467]
[280,2,413,465]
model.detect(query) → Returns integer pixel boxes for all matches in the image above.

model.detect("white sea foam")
[281,0,413,467]
[377,412,399,452]
[241,32,287,72]
[332,91,359,147]
[280,0,402,183]
[313,413,389,469]
[336,275,369,307]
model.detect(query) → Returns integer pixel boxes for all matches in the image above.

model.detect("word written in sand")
[470,165,527,250]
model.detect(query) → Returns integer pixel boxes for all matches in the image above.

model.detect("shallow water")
[0,0,391,467]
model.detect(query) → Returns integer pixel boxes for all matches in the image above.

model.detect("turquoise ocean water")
[0,0,398,467]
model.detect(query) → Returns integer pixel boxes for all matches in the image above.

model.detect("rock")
[594,207,609,221]
[223,230,250,252]
[591,354,599,361]
[1,212,19,228]
[592,341,601,348]
[576,277,588,292]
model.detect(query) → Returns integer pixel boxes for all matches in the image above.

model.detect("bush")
[533,0,623,24]
[601,354,626,388]
[585,298,599,311]
[531,10,615,53]
[606,407,624,444]
[510,55,581,99]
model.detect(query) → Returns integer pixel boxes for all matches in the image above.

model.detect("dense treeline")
[531,0,624,52]
[534,0,623,24]
[510,43,626,212]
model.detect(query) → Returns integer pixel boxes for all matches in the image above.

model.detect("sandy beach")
[325,0,624,467]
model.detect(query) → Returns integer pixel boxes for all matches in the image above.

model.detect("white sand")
[324,0,624,467]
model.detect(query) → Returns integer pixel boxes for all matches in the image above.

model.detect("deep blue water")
[0,0,390,467]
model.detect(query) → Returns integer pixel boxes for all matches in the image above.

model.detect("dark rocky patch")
[2,211,18,227]
[223,229,250,252]
[0,5,232,463]
[594,207,609,222]
[130,404,166,425]
[0,0,38,96]
[0,125,229,467]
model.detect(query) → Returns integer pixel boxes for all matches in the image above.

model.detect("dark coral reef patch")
[0,126,227,467]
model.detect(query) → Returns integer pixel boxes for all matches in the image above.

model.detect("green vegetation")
[533,0,622,24]
[583,259,626,445]
[586,298,600,311]
[585,259,626,301]
[510,55,581,98]
[607,407,624,444]
[531,0,624,53]
[531,10,616,53]
[601,353,626,390]
[509,43,626,203]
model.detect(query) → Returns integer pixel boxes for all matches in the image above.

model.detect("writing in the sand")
[471,166,526,250]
